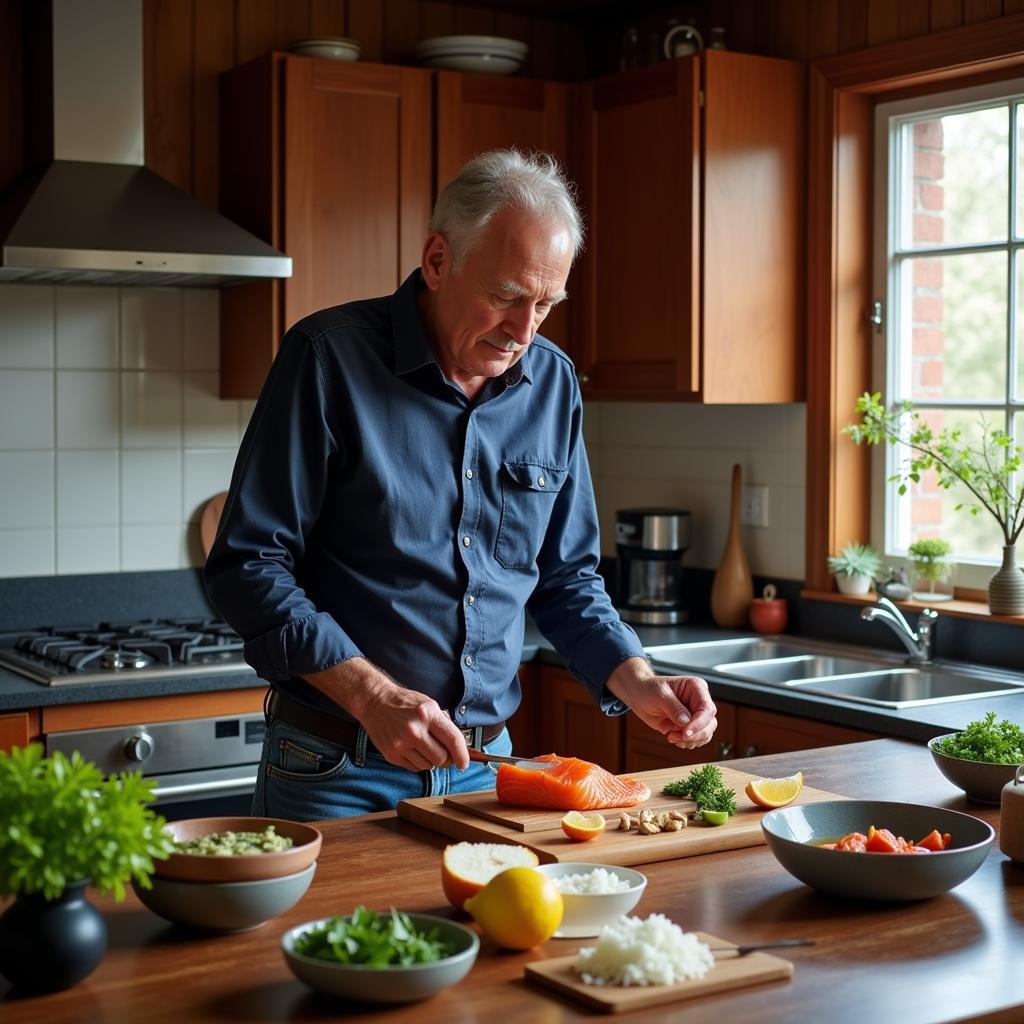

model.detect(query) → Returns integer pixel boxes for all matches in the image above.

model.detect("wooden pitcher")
[711,464,753,627]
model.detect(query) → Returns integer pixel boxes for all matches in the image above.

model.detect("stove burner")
[101,649,152,671]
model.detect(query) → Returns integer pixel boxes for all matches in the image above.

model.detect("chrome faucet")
[860,596,938,664]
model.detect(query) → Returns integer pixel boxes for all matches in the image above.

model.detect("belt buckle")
[462,725,483,748]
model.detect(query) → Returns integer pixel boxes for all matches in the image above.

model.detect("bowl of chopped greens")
[281,907,479,1002]
[156,816,322,882]
[928,713,1024,804]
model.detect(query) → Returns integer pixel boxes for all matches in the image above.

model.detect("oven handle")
[151,775,258,801]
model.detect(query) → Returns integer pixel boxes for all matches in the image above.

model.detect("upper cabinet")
[219,55,432,399]
[434,73,572,351]
[573,51,806,402]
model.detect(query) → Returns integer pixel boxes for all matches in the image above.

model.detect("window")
[873,81,1024,589]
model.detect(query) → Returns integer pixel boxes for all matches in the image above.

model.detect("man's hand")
[304,658,471,771]
[606,657,717,750]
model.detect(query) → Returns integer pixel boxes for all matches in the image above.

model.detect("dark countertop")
[4,621,1024,742]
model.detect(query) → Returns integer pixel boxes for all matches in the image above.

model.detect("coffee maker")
[615,508,692,624]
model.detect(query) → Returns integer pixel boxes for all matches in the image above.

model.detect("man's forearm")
[303,657,400,720]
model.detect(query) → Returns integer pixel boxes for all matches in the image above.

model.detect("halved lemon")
[441,842,539,909]
[745,771,804,809]
[560,810,607,842]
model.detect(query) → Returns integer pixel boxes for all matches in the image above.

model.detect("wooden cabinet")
[625,700,739,772]
[733,706,881,759]
[573,50,806,402]
[219,54,432,398]
[434,72,572,351]
[0,709,40,753]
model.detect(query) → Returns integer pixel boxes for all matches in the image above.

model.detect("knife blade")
[709,939,816,957]
[466,748,552,770]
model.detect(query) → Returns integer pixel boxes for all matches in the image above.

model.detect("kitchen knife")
[466,748,552,771]
[709,939,816,957]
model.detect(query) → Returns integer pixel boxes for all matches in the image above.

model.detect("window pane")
[898,252,1007,402]
[894,408,1006,562]
[901,107,1008,249]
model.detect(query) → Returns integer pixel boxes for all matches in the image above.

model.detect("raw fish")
[496,753,650,811]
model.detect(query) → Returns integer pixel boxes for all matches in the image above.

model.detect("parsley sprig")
[662,764,738,818]
[293,907,455,966]
[933,712,1024,765]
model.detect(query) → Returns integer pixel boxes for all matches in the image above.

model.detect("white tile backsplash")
[56,287,120,369]
[0,285,54,368]
[0,370,55,449]
[0,283,244,577]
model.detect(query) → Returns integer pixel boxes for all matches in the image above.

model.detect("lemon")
[745,771,804,809]
[464,866,563,949]
[440,842,539,909]
[560,810,606,842]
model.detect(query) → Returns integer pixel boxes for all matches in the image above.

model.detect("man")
[205,149,716,820]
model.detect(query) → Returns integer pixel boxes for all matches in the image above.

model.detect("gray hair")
[429,149,584,270]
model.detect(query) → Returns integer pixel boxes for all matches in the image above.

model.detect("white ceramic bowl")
[282,913,479,1003]
[290,37,361,61]
[761,800,994,901]
[415,34,528,58]
[133,862,316,931]
[534,863,647,938]
[418,53,523,75]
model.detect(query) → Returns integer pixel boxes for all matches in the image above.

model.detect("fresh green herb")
[0,744,174,900]
[293,907,455,967]
[662,764,738,818]
[933,712,1024,765]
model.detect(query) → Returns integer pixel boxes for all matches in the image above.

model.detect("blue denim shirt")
[205,271,644,729]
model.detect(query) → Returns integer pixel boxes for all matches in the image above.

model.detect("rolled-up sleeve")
[204,329,362,682]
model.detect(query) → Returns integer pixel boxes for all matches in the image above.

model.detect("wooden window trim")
[806,15,1024,623]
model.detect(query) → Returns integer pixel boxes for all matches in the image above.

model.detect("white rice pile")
[553,868,633,895]
[575,913,714,987]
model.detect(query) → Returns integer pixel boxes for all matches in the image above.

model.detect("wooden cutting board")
[524,931,794,1013]
[397,764,845,866]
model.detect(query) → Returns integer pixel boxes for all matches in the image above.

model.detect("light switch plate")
[741,485,769,528]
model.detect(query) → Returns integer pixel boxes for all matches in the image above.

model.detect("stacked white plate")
[290,37,361,61]
[415,35,528,75]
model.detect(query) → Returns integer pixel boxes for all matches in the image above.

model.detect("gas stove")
[0,618,255,686]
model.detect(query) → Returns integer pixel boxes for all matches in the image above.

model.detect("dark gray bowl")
[928,735,1020,805]
[761,800,993,901]
[282,913,479,1003]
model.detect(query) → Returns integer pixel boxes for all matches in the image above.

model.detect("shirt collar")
[390,268,534,388]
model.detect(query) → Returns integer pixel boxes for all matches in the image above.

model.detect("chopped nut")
[638,819,661,835]
[663,818,684,831]
[618,813,632,831]
[668,810,688,822]
[638,808,654,821]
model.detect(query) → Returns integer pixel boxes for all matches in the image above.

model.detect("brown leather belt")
[266,688,504,755]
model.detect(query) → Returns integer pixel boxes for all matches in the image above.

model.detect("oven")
[0,618,265,821]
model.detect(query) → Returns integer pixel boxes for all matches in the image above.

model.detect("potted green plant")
[0,744,174,993]
[907,538,955,603]
[827,542,882,595]
[846,393,1024,614]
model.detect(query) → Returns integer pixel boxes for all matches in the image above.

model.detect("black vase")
[0,881,107,993]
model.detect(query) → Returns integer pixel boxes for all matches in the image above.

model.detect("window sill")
[801,589,1024,625]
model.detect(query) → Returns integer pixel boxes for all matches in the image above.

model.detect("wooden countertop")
[2,738,1021,1023]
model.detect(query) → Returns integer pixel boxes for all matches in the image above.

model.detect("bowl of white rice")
[534,863,647,938]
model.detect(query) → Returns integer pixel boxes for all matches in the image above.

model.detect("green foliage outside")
[0,744,174,900]
[846,393,1024,546]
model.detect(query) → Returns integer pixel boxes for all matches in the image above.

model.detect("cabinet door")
[574,59,701,399]
[220,56,432,397]
[625,700,737,772]
[434,73,573,352]
[735,706,881,759]
[0,710,40,753]
[536,666,623,773]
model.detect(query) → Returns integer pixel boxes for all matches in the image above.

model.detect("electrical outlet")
[741,485,769,528]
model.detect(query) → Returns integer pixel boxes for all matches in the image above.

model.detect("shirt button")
[467,595,475,606]
[462,536,471,547]
[459,705,467,715]
[537,475,545,487]
[465,468,473,480]
[464,655,473,667]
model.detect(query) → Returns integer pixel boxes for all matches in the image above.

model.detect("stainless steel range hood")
[0,0,291,287]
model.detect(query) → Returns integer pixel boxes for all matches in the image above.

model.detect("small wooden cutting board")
[397,764,844,866]
[524,932,794,1014]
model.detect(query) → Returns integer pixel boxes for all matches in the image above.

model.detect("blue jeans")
[251,715,514,821]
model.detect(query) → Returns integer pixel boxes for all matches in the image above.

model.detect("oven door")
[148,763,260,821]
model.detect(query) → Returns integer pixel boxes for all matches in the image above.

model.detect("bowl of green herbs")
[928,712,1024,804]
[281,906,479,1003]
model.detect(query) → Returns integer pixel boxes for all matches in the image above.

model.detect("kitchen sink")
[644,636,1024,708]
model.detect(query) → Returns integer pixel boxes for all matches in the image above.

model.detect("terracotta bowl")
[155,816,322,882]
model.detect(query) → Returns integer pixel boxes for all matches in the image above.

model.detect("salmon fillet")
[495,753,651,811]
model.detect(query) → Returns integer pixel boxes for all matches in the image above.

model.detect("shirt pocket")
[495,460,567,570]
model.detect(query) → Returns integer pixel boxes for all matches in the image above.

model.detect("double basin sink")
[644,637,1024,709]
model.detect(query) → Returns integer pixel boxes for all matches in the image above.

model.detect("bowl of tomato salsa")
[760,800,994,901]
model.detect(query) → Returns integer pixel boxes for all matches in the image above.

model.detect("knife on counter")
[466,748,552,770]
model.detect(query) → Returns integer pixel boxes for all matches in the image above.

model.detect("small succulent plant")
[827,542,882,580]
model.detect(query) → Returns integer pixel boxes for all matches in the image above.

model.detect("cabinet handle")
[719,740,733,758]
[742,744,758,758]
